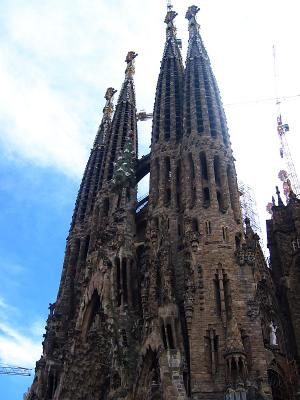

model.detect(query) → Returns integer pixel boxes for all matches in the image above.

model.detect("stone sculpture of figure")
[48,303,55,317]
[269,322,278,346]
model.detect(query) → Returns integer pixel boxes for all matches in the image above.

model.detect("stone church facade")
[27,6,300,400]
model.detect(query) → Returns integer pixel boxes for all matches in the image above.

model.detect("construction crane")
[273,45,300,198]
[136,110,153,122]
[0,364,32,376]
[166,0,173,11]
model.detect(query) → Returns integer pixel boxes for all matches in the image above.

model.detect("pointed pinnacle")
[185,5,200,20]
[276,186,284,206]
[103,87,117,117]
[125,51,138,79]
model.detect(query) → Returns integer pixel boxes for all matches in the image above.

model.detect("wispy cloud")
[0,298,42,368]
[0,321,42,368]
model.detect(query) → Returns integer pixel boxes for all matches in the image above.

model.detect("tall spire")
[184,6,228,146]
[152,7,184,143]
[103,52,138,182]
[71,88,116,228]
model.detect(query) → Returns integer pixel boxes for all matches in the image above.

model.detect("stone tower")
[27,6,300,400]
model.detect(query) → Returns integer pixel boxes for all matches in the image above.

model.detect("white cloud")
[0,296,43,368]
[0,321,42,368]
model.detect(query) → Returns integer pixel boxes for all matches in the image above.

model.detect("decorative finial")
[276,186,284,206]
[164,7,177,38]
[244,217,250,226]
[125,51,138,79]
[185,5,200,38]
[103,87,117,117]
[185,5,200,20]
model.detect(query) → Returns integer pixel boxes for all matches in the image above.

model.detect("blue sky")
[0,0,300,398]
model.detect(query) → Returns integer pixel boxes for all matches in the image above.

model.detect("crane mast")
[0,364,31,376]
[273,45,300,198]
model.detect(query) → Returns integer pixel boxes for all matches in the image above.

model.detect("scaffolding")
[239,181,264,243]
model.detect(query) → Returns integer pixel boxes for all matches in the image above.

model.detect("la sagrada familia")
[27,5,300,400]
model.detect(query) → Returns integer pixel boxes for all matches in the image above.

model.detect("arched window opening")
[223,277,232,319]
[203,187,210,208]
[217,190,223,211]
[235,234,241,249]
[178,223,182,237]
[214,156,221,186]
[205,221,212,235]
[122,258,128,304]
[165,157,171,183]
[268,369,287,400]
[192,218,199,232]
[103,197,110,217]
[214,276,221,316]
[116,258,121,307]
[82,290,103,339]
[222,227,228,242]
[227,164,236,214]
[161,324,168,349]
[188,153,196,207]
[164,157,171,207]
[200,152,208,180]
[166,324,175,349]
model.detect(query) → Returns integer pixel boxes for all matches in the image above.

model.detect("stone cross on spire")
[125,51,138,79]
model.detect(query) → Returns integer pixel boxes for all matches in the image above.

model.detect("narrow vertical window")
[161,324,167,349]
[116,258,121,307]
[200,152,208,180]
[217,191,223,211]
[214,275,221,316]
[205,221,212,235]
[164,157,171,207]
[203,187,210,208]
[222,227,228,242]
[213,155,221,186]
[166,324,175,349]
[189,153,196,207]
[192,218,199,232]
[103,197,110,216]
[176,160,182,209]
[122,259,128,304]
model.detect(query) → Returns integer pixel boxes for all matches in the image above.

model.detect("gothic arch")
[134,348,162,400]
[267,363,289,400]
[81,289,105,339]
